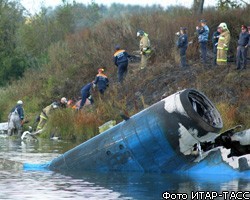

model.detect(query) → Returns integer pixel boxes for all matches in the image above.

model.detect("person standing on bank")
[196,19,209,64]
[216,22,231,66]
[113,45,130,83]
[212,27,221,66]
[137,30,151,70]
[176,27,188,68]
[236,25,249,70]
[94,68,109,94]
[7,100,24,137]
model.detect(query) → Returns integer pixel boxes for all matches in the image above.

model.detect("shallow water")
[1,137,250,200]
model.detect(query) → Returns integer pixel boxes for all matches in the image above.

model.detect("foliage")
[0,3,249,142]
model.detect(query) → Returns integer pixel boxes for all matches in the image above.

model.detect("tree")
[0,0,26,85]
[193,0,205,15]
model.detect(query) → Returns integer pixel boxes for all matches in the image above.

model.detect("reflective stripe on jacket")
[113,50,129,66]
[140,33,151,54]
[94,73,109,90]
[217,29,230,51]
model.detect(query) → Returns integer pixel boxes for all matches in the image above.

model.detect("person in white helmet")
[36,102,59,131]
[217,22,231,66]
[59,97,68,108]
[7,100,24,136]
[137,30,151,69]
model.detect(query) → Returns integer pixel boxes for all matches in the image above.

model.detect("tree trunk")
[193,0,205,15]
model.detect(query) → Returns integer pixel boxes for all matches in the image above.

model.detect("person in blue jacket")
[79,82,94,109]
[94,68,109,95]
[177,27,188,68]
[196,19,209,64]
[236,25,250,70]
[113,45,130,83]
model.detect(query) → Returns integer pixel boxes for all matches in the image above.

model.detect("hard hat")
[17,100,23,105]
[137,30,144,37]
[218,22,227,30]
[61,97,67,104]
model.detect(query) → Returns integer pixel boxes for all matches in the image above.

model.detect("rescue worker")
[196,19,209,64]
[212,27,221,66]
[216,22,231,66]
[176,27,188,68]
[113,45,130,83]
[94,68,109,94]
[7,100,24,136]
[36,102,59,131]
[236,25,249,70]
[59,97,68,108]
[137,30,151,69]
[67,99,75,108]
[79,82,94,109]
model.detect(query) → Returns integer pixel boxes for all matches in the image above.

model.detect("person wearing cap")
[36,102,59,131]
[176,27,188,68]
[217,22,231,66]
[7,100,24,136]
[113,45,130,83]
[137,30,151,69]
[94,68,109,94]
[212,26,221,66]
[196,19,209,64]
[79,82,94,109]
[236,25,249,70]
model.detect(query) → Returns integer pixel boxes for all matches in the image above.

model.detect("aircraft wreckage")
[22,88,250,175]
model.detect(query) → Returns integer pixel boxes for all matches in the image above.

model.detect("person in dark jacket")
[7,100,24,136]
[236,25,250,70]
[212,27,221,66]
[79,82,94,109]
[177,27,188,68]
[196,19,209,64]
[113,45,130,83]
[94,68,109,94]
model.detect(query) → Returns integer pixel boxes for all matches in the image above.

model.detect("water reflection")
[0,137,250,200]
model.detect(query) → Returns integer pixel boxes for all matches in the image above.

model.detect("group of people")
[9,23,249,137]
[176,19,250,70]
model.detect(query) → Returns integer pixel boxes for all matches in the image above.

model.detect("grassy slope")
[0,8,249,141]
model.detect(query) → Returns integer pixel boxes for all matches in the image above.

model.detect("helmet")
[17,100,23,105]
[137,30,144,37]
[61,97,67,104]
[218,22,228,30]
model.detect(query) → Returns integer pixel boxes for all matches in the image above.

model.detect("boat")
[24,88,250,175]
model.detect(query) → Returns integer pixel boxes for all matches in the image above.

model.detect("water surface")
[0,137,250,200]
